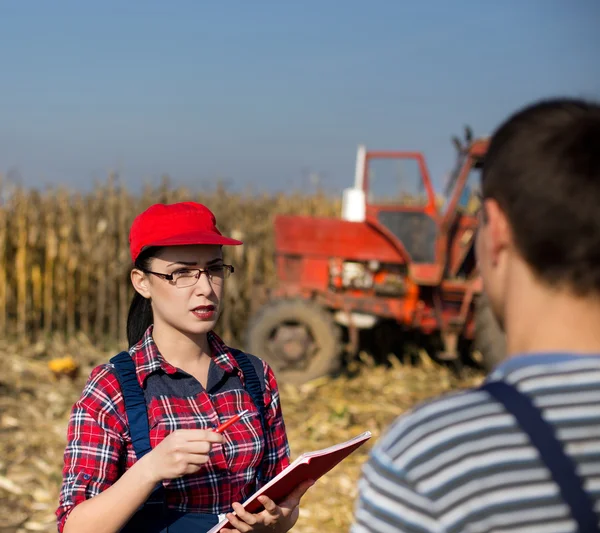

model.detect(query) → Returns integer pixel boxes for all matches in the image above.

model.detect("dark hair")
[127,247,161,347]
[481,96,600,295]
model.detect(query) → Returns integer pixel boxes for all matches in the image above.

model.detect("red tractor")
[245,129,506,384]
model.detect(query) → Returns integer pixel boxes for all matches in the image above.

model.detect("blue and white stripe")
[351,354,600,533]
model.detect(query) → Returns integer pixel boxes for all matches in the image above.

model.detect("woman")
[56,201,313,533]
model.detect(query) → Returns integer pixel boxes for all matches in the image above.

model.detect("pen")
[215,409,249,433]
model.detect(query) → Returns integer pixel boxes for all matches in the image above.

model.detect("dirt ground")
[0,336,484,532]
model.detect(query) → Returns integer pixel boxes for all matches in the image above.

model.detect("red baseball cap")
[129,202,243,263]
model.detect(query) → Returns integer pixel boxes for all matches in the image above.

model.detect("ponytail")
[126,246,159,347]
[127,292,153,347]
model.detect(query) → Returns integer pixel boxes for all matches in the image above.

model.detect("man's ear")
[483,198,512,265]
[131,268,151,299]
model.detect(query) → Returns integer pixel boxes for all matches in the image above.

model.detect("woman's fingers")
[177,429,225,443]
[182,452,213,466]
[225,511,253,533]
[183,464,203,475]
[220,480,317,533]
[182,440,213,455]
[257,494,280,515]
[231,502,259,524]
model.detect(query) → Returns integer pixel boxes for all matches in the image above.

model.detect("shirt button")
[83,474,91,480]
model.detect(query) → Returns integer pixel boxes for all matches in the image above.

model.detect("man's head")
[475,97,600,327]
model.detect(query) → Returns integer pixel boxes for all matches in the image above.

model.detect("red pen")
[215,409,249,433]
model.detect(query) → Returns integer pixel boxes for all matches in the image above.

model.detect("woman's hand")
[141,429,224,484]
[222,479,315,533]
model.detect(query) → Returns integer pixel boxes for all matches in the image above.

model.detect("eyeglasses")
[142,264,234,288]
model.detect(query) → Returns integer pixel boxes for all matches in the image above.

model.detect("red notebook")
[207,431,372,533]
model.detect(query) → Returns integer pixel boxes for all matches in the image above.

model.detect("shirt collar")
[130,324,242,387]
[487,352,600,381]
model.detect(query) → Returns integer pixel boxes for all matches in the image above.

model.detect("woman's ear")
[131,268,151,299]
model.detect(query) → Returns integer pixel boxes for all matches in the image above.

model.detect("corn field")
[0,175,487,533]
[0,174,340,349]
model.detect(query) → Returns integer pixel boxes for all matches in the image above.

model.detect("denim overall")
[480,381,599,533]
[109,349,267,533]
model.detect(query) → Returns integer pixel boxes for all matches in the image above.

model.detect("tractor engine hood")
[273,214,409,264]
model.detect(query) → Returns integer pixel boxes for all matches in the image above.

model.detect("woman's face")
[132,244,226,337]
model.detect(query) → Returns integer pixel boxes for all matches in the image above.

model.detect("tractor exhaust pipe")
[354,144,367,190]
[341,144,367,222]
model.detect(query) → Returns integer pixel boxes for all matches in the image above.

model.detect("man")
[350,97,600,533]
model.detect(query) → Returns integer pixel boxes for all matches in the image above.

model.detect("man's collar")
[488,352,600,380]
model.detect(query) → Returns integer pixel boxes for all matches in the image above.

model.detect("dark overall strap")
[481,380,599,533]
[110,351,153,459]
[229,348,268,486]
[109,351,165,504]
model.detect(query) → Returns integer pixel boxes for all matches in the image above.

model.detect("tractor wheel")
[473,291,507,372]
[245,299,342,385]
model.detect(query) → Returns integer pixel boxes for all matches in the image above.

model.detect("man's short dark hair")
[481,96,600,296]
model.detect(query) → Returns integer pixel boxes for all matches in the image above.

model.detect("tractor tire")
[473,291,507,373]
[245,299,342,386]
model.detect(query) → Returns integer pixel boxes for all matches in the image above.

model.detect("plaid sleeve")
[56,364,128,533]
[259,361,291,482]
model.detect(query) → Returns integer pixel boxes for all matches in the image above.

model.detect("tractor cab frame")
[246,132,505,385]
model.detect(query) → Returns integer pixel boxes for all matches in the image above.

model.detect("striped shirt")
[350,354,600,533]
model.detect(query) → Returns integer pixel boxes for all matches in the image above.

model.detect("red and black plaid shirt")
[56,325,290,532]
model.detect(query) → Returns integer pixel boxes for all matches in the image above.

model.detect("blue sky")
[0,0,598,195]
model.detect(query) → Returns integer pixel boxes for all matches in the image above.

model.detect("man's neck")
[504,280,600,358]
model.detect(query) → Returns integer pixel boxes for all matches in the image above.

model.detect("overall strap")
[110,351,154,460]
[109,351,165,504]
[229,348,268,485]
[481,380,599,533]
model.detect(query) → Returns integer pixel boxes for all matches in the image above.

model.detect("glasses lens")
[175,273,198,288]
[173,266,232,288]
[208,265,229,280]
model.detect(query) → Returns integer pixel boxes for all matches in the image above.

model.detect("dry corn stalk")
[0,175,340,347]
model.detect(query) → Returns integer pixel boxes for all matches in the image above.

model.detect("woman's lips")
[191,305,216,320]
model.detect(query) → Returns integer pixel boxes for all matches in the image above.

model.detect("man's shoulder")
[371,385,500,470]
[373,354,600,473]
